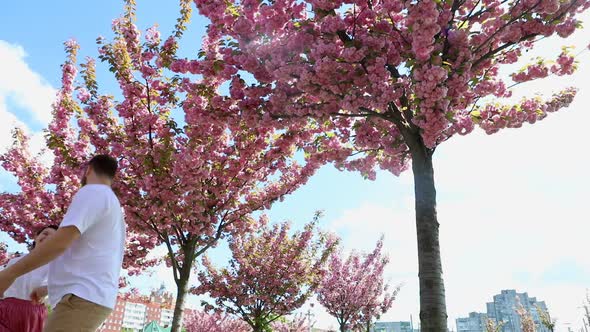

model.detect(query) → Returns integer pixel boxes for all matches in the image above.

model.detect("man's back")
[48,184,126,309]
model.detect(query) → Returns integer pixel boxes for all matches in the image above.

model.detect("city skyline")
[456,289,552,332]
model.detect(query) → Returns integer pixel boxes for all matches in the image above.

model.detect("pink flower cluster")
[270,314,310,332]
[0,129,67,244]
[411,64,451,148]
[512,50,577,83]
[183,310,250,332]
[512,62,550,83]
[145,25,161,45]
[407,1,441,62]
[476,88,577,134]
[555,18,578,38]
[550,52,576,76]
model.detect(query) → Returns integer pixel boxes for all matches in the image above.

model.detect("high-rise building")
[456,312,487,332]
[99,297,126,332]
[455,290,551,332]
[486,290,549,332]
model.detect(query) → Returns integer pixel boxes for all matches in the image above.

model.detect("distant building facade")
[373,321,414,332]
[486,290,549,332]
[456,290,551,332]
[456,312,487,332]
[98,285,178,332]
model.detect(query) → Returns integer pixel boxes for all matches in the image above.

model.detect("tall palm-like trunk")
[409,140,448,332]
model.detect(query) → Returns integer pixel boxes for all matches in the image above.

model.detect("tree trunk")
[340,322,346,332]
[252,321,265,332]
[170,275,189,332]
[170,242,197,332]
[410,143,448,332]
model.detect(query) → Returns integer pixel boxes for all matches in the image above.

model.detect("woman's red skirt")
[0,297,47,332]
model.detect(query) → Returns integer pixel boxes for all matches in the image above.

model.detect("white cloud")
[0,41,55,184]
[0,97,27,153]
[0,40,55,126]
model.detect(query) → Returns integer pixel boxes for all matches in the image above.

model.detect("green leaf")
[225,2,240,17]
[212,60,224,73]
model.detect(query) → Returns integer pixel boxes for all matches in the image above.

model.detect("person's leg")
[43,294,111,332]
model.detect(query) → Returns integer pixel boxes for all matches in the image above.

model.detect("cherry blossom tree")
[317,238,398,332]
[191,0,590,330]
[270,314,311,332]
[0,129,59,244]
[119,287,148,302]
[183,310,310,332]
[183,310,250,332]
[516,299,537,332]
[194,215,337,332]
[0,1,330,331]
[485,318,504,332]
[536,305,556,332]
[583,292,590,332]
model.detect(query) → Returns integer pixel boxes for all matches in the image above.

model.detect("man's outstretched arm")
[0,226,80,296]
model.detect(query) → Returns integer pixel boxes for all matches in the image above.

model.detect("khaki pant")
[43,294,112,332]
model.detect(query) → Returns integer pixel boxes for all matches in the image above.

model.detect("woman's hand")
[30,286,48,304]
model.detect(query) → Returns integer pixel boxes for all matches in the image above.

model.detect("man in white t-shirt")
[0,154,126,331]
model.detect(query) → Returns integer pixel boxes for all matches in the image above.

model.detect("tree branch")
[163,231,181,284]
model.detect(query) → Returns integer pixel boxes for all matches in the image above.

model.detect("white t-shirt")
[48,184,126,309]
[1,255,49,301]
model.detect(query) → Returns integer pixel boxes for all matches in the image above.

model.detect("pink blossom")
[77,88,91,103]
[555,18,577,38]
[183,310,249,332]
[550,52,576,76]
[145,25,161,45]
[270,314,310,332]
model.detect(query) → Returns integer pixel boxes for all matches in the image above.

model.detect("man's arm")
[0,226,80,295]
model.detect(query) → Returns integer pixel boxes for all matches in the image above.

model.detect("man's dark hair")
[89,154,118,179]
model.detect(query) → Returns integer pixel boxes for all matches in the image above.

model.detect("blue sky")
[1,2,589,330]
